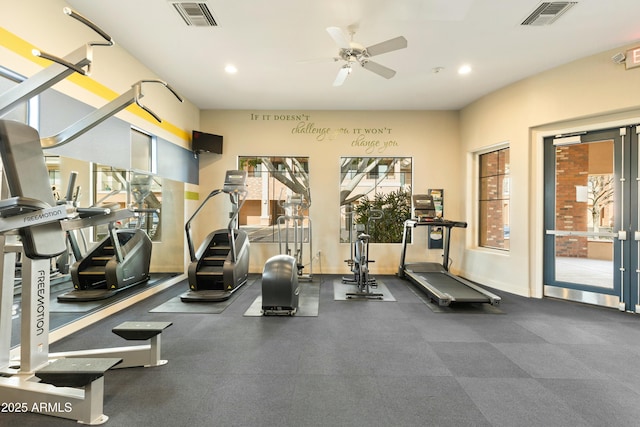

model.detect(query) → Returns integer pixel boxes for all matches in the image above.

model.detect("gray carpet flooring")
[6,274,640,426]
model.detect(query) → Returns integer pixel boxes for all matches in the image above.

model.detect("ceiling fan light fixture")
[327,26,407,84]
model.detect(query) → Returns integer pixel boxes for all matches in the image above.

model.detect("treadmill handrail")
[399,218,467,274]
[405,218,468,228]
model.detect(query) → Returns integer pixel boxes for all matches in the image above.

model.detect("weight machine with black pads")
[0,7,182,424]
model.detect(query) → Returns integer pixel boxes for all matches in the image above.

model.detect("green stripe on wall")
[185,191,200,201]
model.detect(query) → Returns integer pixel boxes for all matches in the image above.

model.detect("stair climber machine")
[58,175,157,302]
[342,209,384,299]
[0,7,181,424]
[181,170,250,302]
[261,191,313,316]
[54,171,153,302]
[397,195,501,307]
[63,217,153,302]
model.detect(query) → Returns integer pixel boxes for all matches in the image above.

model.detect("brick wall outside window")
[554,145,588,257]
[479,147,510,250]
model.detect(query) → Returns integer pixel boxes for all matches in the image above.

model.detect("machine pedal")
[36,358,122,388]
[112,321,172,341]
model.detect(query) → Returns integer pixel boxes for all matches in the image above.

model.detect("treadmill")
[397,195,500,306]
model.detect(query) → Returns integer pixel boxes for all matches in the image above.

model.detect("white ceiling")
[65,0,640,111]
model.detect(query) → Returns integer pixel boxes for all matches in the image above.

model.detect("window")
[0,65,36,126]
[237,156,310,243]
[340,157,412,243]
[131,128,155,173]
[587,173,614,236]
[479,147,510,250]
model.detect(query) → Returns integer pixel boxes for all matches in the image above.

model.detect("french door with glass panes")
[544,126,640,312]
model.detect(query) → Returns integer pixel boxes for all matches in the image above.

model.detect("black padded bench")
[112,321,172,341]
[36,358,122,388]
[108,321,172,368]
[49,321,173,370]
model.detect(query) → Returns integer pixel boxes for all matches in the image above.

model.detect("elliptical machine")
[276,191,312,281]
[261,190,312,316]
[342,209,383,299]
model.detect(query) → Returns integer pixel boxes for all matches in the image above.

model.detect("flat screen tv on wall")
[192,130,223,154]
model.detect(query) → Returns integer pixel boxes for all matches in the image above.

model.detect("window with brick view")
[479,147,510,250]
[237,156,310,243]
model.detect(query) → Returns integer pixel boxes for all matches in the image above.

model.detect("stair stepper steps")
[196,234,231,289]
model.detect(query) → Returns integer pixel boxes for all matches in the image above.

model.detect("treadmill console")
[412,194,436,220]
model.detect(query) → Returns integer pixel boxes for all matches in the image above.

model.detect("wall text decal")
[249,112,399,154]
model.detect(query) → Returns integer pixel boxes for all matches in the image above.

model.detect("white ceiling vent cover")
[170,1,217,27]
[521,2,577,26]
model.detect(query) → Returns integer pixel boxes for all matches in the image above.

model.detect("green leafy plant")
[352,188,411,243]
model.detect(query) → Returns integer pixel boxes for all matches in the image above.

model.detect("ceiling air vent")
[170,1,217,27]
[521,2,577,26]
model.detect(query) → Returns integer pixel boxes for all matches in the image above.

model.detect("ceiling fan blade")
[362,61,396,79]
[365,36,407,57]
[326,27,351,49]
[333,65,351,86]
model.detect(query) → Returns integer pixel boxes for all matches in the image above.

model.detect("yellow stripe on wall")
[0,27,190,141]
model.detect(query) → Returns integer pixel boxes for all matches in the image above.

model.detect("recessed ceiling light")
[458,64,472,75]
[225,64,238,74]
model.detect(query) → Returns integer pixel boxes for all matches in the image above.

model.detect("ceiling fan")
[326,26,407,86]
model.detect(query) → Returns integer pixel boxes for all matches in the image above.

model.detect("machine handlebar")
[277,188,310,211]
[134,80,184,123]
[63,7,114,47]
[32,8,114,77]
[32,49,89,76]
[407,218,467,228]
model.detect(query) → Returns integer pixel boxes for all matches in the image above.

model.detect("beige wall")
[198,110,462,274]
[460,42,640,297]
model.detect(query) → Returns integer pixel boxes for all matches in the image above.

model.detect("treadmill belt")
[418,272,489,302]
